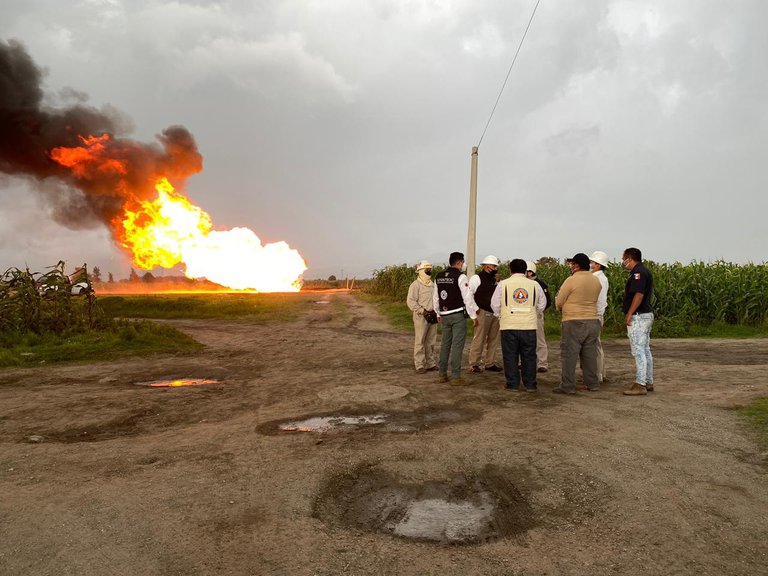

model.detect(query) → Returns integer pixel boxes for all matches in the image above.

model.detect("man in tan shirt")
[554,253,602,393]
[406,260,438,373]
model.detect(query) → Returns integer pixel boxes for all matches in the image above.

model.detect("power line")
[477,0,542,149]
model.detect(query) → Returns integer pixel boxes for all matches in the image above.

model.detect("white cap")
[480,255,500,266]
[526,260,537,274]
[416,260,432,271]
[589,251,609,267]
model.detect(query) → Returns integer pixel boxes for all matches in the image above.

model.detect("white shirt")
[491,273,546,317]
[593,269,609,318]
[432,270,477,319]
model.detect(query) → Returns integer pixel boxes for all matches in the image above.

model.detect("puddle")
[313,300,331,304]
[279,414,386,432]
[260,408,480,435]
[314,464,536,545]
[135,379,220,388]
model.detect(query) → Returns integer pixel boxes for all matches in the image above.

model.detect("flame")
[51,136,306,292]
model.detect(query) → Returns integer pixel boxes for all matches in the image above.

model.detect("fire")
[51,136,306,292]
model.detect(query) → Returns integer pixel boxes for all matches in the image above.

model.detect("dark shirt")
[436,267,464,312]
[623,263,653,314]
[473,270,497,313]
[535,278,551,310]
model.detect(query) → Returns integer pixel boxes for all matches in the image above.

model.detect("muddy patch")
[313,464,536,545]
[258,407,480,436]
[318,384,409,403]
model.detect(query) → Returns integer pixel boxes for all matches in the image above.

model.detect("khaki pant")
[469,309,500,368]
[536,310,548,369]
[596,315,605,382]
[413,311,438,370]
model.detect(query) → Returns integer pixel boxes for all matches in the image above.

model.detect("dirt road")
[1,292,767,575]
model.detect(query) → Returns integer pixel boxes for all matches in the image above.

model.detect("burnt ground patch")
[256,405,482,436]
[313,463,538,545]
[10,381,256,443]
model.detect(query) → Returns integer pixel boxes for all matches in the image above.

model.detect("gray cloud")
[1,0,766,281]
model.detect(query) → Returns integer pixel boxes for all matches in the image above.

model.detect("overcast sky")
[1,0,766,280]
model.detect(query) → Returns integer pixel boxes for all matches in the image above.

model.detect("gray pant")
[439,312,467,378]
[560,319,601,391]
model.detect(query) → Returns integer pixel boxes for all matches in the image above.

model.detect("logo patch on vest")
[512,288,529,303]
[440,290,448,300]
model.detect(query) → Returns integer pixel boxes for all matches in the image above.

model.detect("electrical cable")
[477,0,542,149]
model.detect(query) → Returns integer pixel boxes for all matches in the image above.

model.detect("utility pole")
[466,146,479,278]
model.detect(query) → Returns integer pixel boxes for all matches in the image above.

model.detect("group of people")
[406,248,654,396]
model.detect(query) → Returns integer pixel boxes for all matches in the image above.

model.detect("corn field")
[366,260,768,335]
[0,262,105,335]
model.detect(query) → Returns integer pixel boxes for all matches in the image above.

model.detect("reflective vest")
[498,275,538,330]
[436,267,464,314]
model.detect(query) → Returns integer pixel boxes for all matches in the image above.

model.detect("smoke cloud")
[0,39,202,229]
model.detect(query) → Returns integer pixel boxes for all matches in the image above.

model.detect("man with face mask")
[468,255,502,373]
[407,260,438,373]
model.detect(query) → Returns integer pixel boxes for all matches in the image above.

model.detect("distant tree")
[129,268,139,282]
[91,266,102,282]
[107,272,115,283]
[536,256,560,268]
[328,275,337,281]
[142,271,156,283]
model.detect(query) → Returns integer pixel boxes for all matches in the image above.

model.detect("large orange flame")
[51,136,306,292]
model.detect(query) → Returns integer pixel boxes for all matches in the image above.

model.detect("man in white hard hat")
[526,261,551,373]
[589,251,610,383]
[406,260,438,374]
[468,255,502,373]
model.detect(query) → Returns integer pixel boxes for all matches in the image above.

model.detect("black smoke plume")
[0,39,202,228]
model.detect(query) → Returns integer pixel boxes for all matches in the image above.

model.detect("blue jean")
[500,329,537,389]
[627,312,654,385]
[439,312,467,378]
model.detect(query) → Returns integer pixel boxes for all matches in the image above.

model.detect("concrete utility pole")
[466,146,479,278]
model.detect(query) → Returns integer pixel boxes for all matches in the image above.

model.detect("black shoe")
[485,365,503,372]
[552,386,576,395]
[469,365,483,373]
[537,367,548,373]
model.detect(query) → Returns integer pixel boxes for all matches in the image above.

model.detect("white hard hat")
[589,251,609,267]
[526,260,537,274]
[416,260,432,271]
[480,255,500,266]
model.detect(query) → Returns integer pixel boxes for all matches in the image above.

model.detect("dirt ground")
[1,292,767,576]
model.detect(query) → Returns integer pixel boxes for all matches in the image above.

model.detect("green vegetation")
[0,263,203,368]
[736,397,768,447]
[364,260,768,338]
[0,320,203,368]
[98,293,315,321]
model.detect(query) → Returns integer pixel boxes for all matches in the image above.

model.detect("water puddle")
[135,378,220,388]
[261,408,479,435]
[279,414,386,432]
[314,464,536,545]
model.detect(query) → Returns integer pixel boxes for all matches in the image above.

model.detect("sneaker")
[623,383,647,396]
[646,384,654,392]
[426,366,438,372]
[537,367,548,373]
[469,365,483,373]
[485,365,503,372]
[450,378,470,386]
[552,386,576,395]
[577,385,600,392]
[505,385,521,391]
[415,368,426,374]
[438,373,449,383]
[524,387,538,393]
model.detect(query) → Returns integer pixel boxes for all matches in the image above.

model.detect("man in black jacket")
[432,252,478,385]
